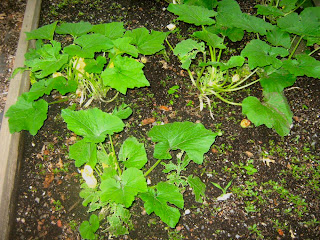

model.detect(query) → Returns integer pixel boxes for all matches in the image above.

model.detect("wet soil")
[6,0,320,239]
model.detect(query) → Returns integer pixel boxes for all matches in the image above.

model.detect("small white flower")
[52,72,62,78]
[81,165,97,188]
[166,23,176,31]
[232,74,240,82]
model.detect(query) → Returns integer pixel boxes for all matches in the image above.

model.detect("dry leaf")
[240,119,251,128]
[43,172,54,188]
[56,158,63,168]
[244,151,254,158]
[159,105,171,111]
[141,118,155,125]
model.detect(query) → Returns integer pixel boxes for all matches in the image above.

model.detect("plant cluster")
[5,0,320,239]
[166,0,320,136]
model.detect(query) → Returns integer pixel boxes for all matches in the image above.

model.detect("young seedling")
[212,179,233,200]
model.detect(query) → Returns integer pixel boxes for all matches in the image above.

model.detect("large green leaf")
[24,41,69,79]
[173,39,205,70]
[63,44,94,58]
[26,21,57,40]
[260,70,296,93]
[217,0,274,35]
[242,92,293,136]
[51,77,78,95]
[27,78,55,101]
[100,168,147,208]
[140,182,184,228]
[69,139,97,167]
[282,54,320,78]
[91,22,125,39]
[118,137,148,169]
[266,27,291,49]
[101,56,149,94]
[124,27,169,55]
[277,7,320,37]
[55,21,93,37]
[167,3,216,26]
[193,30,226,49]
[241,39,288,69]
[74,33,114,53]
[5,93,48,135]
[148,122,218,164]
[61,108,125,143]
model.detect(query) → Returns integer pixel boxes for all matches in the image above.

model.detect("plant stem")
[48,97,70,105]
[144,159,162,177]
[212,92,242,106]
[187,69,197,86]
[108,135,122,176]
[284,0,306,16]
[227,68,258,90]
[225,78,261,92]
[165,38,174,52]
[288,35,304,60]
[309,47,320,56]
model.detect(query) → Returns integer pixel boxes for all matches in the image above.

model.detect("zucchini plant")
[61,107,221,238]
[5,21,168,135]
[167,0,320,136]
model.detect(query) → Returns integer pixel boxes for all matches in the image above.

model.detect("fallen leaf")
[244,151,254,158]
[141,118,155,125]
[43,172,54,188]
[56,158,63,168]
[57,220,62,228]
[159,105,170,111]
[278,228,284,236]
[211,148,218,154]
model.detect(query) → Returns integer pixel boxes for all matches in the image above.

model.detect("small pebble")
[184,209,191,215]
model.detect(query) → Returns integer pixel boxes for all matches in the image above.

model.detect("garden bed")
[3,0,320,239]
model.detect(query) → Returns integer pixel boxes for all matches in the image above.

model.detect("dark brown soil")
[5,0,320,239]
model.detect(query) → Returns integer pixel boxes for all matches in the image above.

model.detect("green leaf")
[101,56,149,94]
[187,175,206,203]
[118,137,148,169]
[241,39,288,69]
[24,41,69,79]
[26,22,57,40]
[112,104,132,120]
[52,77,78,95]
[74,33,114,53]
[255,5,284,17]
[92,22,125,39]
[63,44,94,58]
[260,70,296,93]
[217,0,274,35]
[207,25,244,42]
[124,27,169,55]
[79,214,99,240]
[193,30,226,49]
[100,168,147,208]
[184,0,218,9]
[55,21,93,37]
[69,139,97,167]
[140,182,184,228]
[173,39,205,70]
[282,54,320,78]
[219,56,245,71]
[279,0,298,13]
[84,56,107,73]
[266,27,291,49]
[79,184,100,210]
[277,7,320,37]
[167,3,216,26]
[107,203,132,236]
[242,92,293,136]
[148,122,218,164]
[112,37,139,57]
[27,78,55,101]
[5,93,48,135]
[61,108,125,143]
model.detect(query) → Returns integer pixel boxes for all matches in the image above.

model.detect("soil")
[3,0,320,239]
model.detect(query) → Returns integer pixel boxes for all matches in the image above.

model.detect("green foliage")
[79,214,99,240]
[148,121,219,164]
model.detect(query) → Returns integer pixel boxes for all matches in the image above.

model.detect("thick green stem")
[288,35,304,60]
[144,159,162,177]
[224,78,261,92]
[228,68,258,90]
[187,69,197,87]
